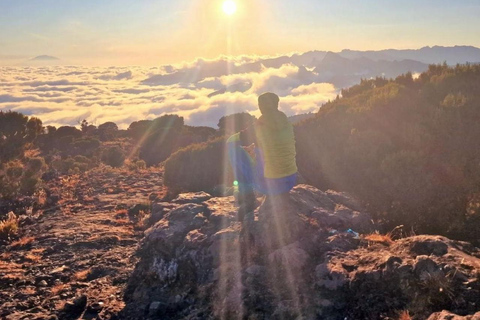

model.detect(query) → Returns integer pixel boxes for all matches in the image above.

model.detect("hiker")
[227,92,298,221]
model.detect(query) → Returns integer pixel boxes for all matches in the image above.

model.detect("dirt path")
[0,167,164,320]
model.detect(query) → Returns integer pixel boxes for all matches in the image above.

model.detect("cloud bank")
[0,56,340,128]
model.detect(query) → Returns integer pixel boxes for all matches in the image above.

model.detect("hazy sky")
[1,0,480,65]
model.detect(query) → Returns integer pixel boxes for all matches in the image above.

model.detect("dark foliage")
[138,115,185,166]
[217,112,256,136]
[97,122,119,141]
[295,64,480,240]
[0,111,43,161]
[164,138,232,194]
[101,146,125,168]
[0,157,45,200]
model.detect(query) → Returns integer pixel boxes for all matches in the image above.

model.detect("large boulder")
[315,235,480,319]
[427,311,480,320]
[122,184,480,320]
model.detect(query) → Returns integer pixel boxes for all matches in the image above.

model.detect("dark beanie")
[258,92,279,112]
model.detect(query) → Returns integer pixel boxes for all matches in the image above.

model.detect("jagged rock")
[172,191,212,204]
[149,202,179,227]
[427,311,480,320]
[122,184,480,320]
[63,294,87,317]
[325,189,364,212]
[313,235,480,318]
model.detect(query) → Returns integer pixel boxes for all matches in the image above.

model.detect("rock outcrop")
[123,184,480,319]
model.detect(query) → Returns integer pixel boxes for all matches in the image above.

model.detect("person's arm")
[239,124,257,146]
[226,124,257,146]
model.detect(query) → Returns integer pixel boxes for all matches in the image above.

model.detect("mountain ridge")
[30,55,60,61]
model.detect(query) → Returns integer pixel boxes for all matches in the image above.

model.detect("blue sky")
[1,0,479,65]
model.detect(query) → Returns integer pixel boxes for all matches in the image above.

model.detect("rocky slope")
[122,184,480,319]
[0,167,164,319]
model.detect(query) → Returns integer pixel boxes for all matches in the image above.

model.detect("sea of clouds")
[0,56,339,128]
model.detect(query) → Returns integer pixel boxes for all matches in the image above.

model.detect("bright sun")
[222,0,237,16]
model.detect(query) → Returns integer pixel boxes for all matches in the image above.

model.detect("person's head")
[258,92,279,115]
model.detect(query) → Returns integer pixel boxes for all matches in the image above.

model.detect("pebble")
[91,301,104,311]
[38,280,48,287]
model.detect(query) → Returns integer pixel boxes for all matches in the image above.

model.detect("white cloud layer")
[0,58,339,128]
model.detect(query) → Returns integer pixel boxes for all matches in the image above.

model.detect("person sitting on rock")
[227,92,298,221]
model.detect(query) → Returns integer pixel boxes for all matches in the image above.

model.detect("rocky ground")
[2,172,480,320]
[123,185,480,320]
[0,167,164,320]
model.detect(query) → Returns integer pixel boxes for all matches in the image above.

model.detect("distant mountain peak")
[31,55,60,61]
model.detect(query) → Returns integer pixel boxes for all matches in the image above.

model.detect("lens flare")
[223,0,237,16]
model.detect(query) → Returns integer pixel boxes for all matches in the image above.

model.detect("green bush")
[71,138,101,156]
[97,122,118,141]
[0,159,45,199]
[217,112,256,136]
[19,176,40,196]
[295,63,480,240]
[26,157,46,175]
[138,115,184,166]
[102,146,125,168]
[0,111,43,161]
[164,138,232,193]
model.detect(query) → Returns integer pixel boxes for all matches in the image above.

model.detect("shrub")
[19,176,40,196]
[26,157,46,175]
[218,112,256,136]
[135,160,146,170]
[164,138,232,193]
[138,115,184,166]
[295,64,480,240]
[0,212,18,242]
[102,146,125,168]
[71,138,101,156]
[51,158,74,174]
[97,122,119,141]
[0,158,46,198]
[0,111,43,161]
[1,161,24,199]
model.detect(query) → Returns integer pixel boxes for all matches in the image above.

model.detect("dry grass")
[0,258,22,280]
[398,310,412,320]
[24,253,41,262]
[87,235,100,241]
[24,148,41,158]
[1,252,12,260]
[364,231,394,245]
[74,268,91,281]
[0,212,19,241]
[114,209,128,219]
[31,248,45,254]
[20,286,37,295]
[36,188,47,207]
[114,218,130,226]
[134,210,150,231]
[420,271,454,300]
[51,284,66,296]
[10,236,35,249]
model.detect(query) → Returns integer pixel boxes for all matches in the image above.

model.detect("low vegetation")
[0,212,19,242]
[295,64,480,241]
[164,137,233,194]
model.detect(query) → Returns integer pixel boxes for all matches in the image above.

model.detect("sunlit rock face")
[122,185,480,319]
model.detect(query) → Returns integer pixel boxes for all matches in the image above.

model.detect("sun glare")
[223,0,237,16]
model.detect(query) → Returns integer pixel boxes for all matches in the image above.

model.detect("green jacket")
[228,110,297,179]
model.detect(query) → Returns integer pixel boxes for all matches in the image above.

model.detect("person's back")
[253,109,297,180]
[227,92,298,221]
